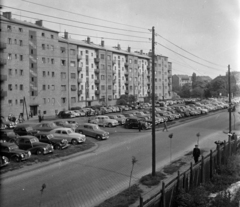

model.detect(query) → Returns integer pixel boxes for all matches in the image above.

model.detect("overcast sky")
[2,0,240,79]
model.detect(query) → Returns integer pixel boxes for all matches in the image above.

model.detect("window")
[50,45,54,51]
[52,72,55,77]
[42,33,45,37]
[60,47,66,53]
[42,44,45,50]
[19,28,23,32]
[100,54,104,59]
[8,84,12,91]
[48,71,50,76]
[20,55,23,61]
[15,84,18,90]
[52,98,55,103]
[8,100,12,106]
[61,60,66,66]
[19,40,23,46]
[129,59,132,63]
[20,84,23,90]
[70,61,76,67]
[107,55,111,60]
[8,38,12,44]
[61,98,66,104]
[108,85,111,90]
[42,57,46,63]
[51,59,54,64]
[85,50,88,54]
[51,34,54,39]
[31,49,34,55]
[52,85,55,91]
[8,54,12,60]
[71,73,76,79]
[7,25,12,31]
[20,70,23,76]
[31,63,34,68]
[14,39,17,44]
[71,85,76,91]
[48,85,50,90]
[42,71,46,77]
[101,75,105,80]
[15,54,17,59]
[30,35,33,40]
[71,97,76,103]
[101,85,105,90]
[48,98,50,103]
[15,69,17,75]
[42,85,46,90]
[15,100,18,105]
[70,49,75,55]
[8,69,12,75]
[43,98,46,104]
[61,85,66,91]
[61,72,66,79]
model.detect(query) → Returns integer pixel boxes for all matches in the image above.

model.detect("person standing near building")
[193,145,201,163]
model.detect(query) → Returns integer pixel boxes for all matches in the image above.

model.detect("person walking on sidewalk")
[138,122,142,132]
[193,145,201,163]
[162,120,168,132]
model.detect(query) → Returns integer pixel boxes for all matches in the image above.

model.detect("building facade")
[0,12,173,118]
[172,74,192,88]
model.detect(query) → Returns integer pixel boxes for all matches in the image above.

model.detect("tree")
[192,73,197,89]
[179,83,191,98]
[191,87,204,98]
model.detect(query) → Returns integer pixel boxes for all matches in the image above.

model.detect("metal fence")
[139,137,240,207]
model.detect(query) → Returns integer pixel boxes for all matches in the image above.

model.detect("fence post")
[200,155,204,183]
[228,136,232,156]
[139,196,143,207]
[190,162,193,189]
[177,171,180,190]
[162,182,165,207]
[223,141,226,164]
[182,172,186,189]
[210,150,213,179]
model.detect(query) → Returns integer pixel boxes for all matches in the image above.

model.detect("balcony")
[77,54,83,60]
[1,90,7,98]
[0,42,6,50]
[0,74,7,82]
[78,90,83,95]
[147,65,150,70]
[125,80,129,85]
[94,69,100,74]
[77,78,83,83]
[0,58,7,66]
[124,71,129,75]
[112,69,116,74]
[94,57,100,64]
[125,90,129,94]
[113,79,116,84]
[113,89,117,94]
[95,79,100,84]
[95,90,100,95]
[77,66,82,72]
[124,62,129,67]
[112,60,116,65]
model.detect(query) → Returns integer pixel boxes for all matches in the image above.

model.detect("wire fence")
[138,137,240,207]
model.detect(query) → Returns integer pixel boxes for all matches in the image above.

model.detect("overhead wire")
[2,5,150,34]
[21,0,148,30]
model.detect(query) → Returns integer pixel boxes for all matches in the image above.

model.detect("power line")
[2,5,150,34]
[20,0,148,30]
[156,42,223,71]
[156,33,226,68]
[9,13,150,40]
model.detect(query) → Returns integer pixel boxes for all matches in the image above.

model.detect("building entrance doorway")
[30,105,38,116]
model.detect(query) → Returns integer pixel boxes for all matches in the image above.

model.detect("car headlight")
[20,154,24,157]
[28,151,31,156]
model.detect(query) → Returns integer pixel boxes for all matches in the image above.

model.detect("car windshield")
[47,134,54,139]
[93,125,99,130]
[30,138,39,143]
[9,145,18,150]
[66,129,74,134]
[50,123,57,127]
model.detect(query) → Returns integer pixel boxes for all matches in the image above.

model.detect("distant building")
[172,74,192,88]
[196,76,212,82]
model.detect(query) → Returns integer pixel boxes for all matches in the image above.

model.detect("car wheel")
[108,123,112,127]
[96,135,101,140]
[36,149,43,155]
[55,145,61,150]
[13,156,20,162]
[71,139,78,145]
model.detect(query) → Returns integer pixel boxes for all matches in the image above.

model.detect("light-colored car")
[54,120,78,131]
[89,115,118,127]
[49,128,86,145]
[76,123,109,140]
[108,115,126,125]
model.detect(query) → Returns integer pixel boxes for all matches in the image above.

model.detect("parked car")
[57,111,74,118]
[1,116,17,129]
[124,117,151,130]
[14,124,39,136]
[0,142,31,162]
[89,115,118,127]
[108,115,126,125]
[17,136,54,155]
[75,123,109,140]
[49,128,86,145]
[0,156,9,168]
[73,110,86,117]
[35,132,69,150]
[0,130,19,143]
[54,120,78,131]
[33,122,60,132]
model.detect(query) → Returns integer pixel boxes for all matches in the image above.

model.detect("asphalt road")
[1,109,240,207]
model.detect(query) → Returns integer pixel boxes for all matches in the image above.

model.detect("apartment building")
[0,12,173,117]
[172,74,192,89]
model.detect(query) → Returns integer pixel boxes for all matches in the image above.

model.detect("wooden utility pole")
[151,26,156,176]
[228,65,231,133]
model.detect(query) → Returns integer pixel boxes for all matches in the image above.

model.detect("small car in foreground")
[75,123,109,140]
[0,142,31,162]
[49,128,86,145]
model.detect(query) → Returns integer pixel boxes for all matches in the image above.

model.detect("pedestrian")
[38,113,42,123]
[138,122,142,132]
[162,120,168,132]
[193,145,201,164]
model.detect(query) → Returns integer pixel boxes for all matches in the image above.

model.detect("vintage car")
[0,130,19,143]
[17,136,54,155]
[14,124,39,136]
[49,128,86,145]
[75,123,109,140]
[89,115,118,127]
[35,132,69,150]
[124,117,151,130]
[0,142,31,162]
[108,115,126,125]
[54,120,78,131]
[33,122,60,132]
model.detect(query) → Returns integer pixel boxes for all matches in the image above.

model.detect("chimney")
[3,12,12,19]
[101,40,104,47]
[35,20,43,27]
[87,37,90,44]
[128,47,131,52]
[117,44,121,50]
[64,31,68,39]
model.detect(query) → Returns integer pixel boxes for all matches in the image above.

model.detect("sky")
[1,0,240,79]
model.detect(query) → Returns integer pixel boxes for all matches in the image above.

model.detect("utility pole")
[151,26,156,176]
[228,65,231,133]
